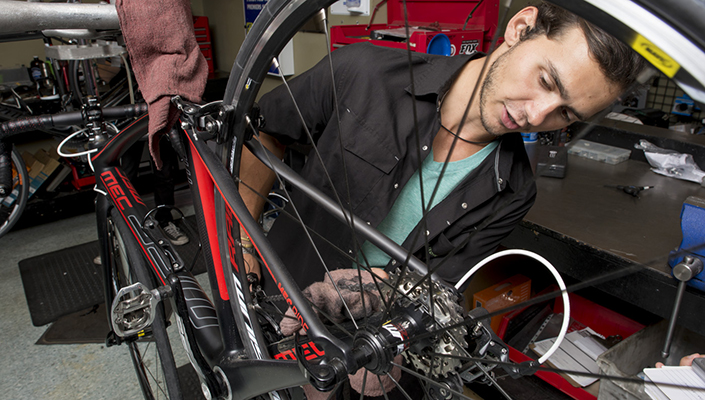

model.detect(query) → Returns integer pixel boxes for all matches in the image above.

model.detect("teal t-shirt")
[357,141,498,268]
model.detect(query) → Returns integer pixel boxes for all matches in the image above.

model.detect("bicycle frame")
[90,110,380,398]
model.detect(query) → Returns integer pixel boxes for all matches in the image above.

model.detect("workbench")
[502,121,705,336]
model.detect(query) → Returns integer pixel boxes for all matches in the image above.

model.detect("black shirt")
[258,42,536,291]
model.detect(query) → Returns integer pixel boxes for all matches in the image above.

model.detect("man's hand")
[655,353,705,368]
[370,267,389,281]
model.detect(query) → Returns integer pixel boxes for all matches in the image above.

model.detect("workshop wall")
[646,72,702,128]
[0,0,534,97]
[0,40,46,71]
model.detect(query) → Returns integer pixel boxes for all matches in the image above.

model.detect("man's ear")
[504,6,539,47]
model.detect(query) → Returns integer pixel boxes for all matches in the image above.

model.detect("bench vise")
[668,196,705,291]
[663,196,705,357]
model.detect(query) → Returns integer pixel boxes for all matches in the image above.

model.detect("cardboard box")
[19,149,61,199]
[473,274,531,333]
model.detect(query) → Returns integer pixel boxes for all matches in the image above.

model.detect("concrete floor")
[0,190,199,400]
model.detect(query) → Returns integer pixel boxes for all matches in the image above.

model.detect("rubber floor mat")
[19,241,103,327]
[36,304,109,345]
[20,217,205,327]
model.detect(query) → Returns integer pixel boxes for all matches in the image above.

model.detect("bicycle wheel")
[219,0,705,398]
[105,207,184,399]
[0,146,29,238]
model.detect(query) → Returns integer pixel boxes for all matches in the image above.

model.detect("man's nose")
[527,97,561,127]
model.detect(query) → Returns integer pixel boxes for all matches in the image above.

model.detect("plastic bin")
[595,320,705,400]
[567,140,632,165]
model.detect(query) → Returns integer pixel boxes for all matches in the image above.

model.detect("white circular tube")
[57,128,97,158]
[57,123,118,160]
[455,249,570,364]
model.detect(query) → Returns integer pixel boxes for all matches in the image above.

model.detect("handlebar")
[0,102,148,194]
[0,103,148,140]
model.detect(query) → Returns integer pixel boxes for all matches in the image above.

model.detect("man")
[240,2,645,292]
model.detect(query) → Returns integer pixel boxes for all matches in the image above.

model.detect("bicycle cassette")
[387,269,468,377]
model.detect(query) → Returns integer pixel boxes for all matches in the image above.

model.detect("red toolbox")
[330,0,499,56]
[193,16,215,73]
[497,289,645,400]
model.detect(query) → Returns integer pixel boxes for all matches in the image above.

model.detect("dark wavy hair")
[520,2,647,91]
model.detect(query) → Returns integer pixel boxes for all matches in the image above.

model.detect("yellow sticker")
[632,35,680,78]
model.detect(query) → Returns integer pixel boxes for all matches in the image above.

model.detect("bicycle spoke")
[223,0,705,398]
[475,362,513,400]
[142,344,169,398]
[382,0,513,325]
[380,262,644,351]
[390,362,475,400]
[239,152,436,328]
[325,382,342,400]
[358,368,367,400]
[246,121,360,329]
[375,374,391,400]
[430,352,705,394]
[384,370,413,400]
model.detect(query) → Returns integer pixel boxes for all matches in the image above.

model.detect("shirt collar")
[404,52,483,97]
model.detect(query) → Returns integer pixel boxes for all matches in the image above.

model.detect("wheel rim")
[217,0,705,398]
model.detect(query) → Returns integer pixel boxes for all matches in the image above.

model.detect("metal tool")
[604,184,654,198]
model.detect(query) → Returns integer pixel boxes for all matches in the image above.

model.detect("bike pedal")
[110,282,161,338]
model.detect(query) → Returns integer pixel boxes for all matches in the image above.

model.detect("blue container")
[427,34,451,56]
[521,132,538,142]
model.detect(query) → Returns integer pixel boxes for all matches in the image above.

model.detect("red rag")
[115,0,208,168]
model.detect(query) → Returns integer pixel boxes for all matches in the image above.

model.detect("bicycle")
[0,25,137,239]
[2,0,705,399]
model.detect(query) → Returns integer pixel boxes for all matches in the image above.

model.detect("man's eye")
[561,108,571,121]
[540,75,551,89]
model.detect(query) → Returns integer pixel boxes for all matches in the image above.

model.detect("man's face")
[479,26,619,137]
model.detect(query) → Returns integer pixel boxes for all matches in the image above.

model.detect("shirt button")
[497,178,504,185]
[422,145,429,151]
[367,221,371,225]
[394,183,399,189]
[461,202,468,209]
[426,230,430,236]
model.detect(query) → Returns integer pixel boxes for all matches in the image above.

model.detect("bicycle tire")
[218,0,339,361]
[217,0,705,398]
[0,146,29,238]
[220,0,492,396]
[106,207,184,400]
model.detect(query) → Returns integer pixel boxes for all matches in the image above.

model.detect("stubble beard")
[479,48,512,138]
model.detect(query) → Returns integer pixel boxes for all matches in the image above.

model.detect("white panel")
[330,0,370,16]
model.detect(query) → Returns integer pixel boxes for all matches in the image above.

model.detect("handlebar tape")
[0,103,149,140]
